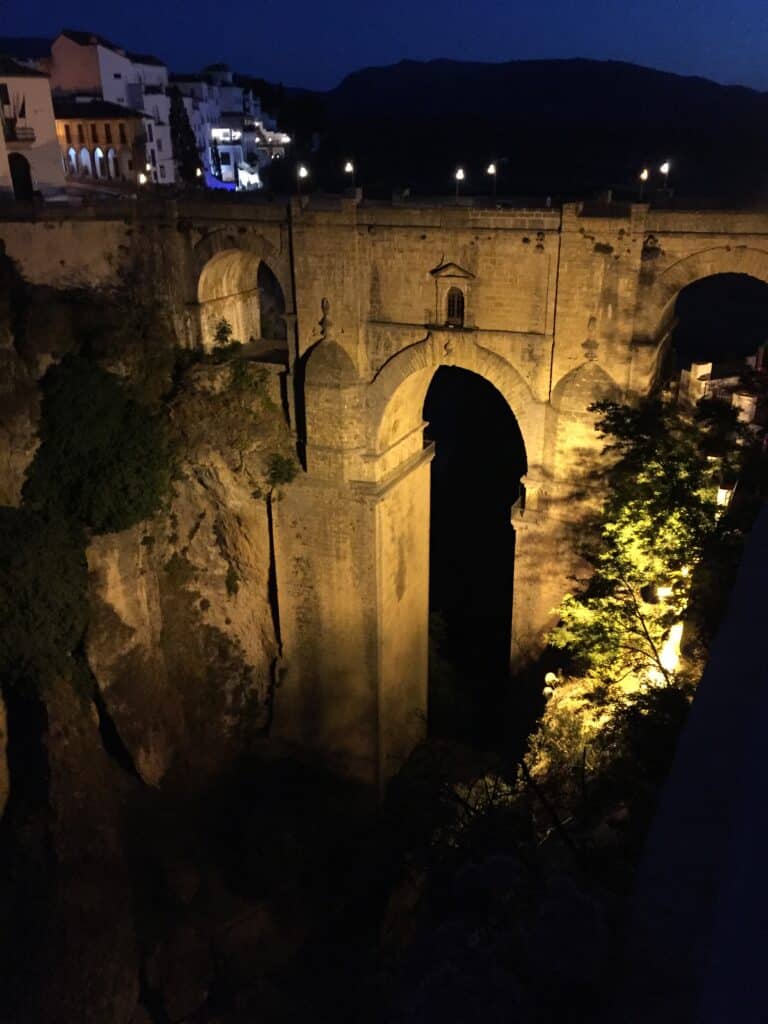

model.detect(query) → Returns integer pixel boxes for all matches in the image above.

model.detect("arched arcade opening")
[197,249,288,359]
[423,365,527,742]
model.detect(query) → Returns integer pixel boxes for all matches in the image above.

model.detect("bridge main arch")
[276,332,565,786]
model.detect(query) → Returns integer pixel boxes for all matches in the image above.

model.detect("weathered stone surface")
[4,199,768,787]
[85,359,292,786]
[146,920,212,1022]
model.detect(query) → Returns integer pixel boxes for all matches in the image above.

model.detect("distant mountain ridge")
[286,57,768,199]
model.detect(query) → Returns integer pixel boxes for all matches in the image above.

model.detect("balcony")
[4,122,36,144]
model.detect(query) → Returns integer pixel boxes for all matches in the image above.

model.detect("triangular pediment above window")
[429,261,475,280]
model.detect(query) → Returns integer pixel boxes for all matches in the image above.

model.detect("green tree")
[548,398,723,686]
[169,86,201,186]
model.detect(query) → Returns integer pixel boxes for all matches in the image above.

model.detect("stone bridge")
[4,195,768,784]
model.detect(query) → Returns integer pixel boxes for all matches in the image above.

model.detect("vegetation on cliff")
[23,354,172,534]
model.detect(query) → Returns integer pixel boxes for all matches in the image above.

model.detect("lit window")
[446,287,465,327]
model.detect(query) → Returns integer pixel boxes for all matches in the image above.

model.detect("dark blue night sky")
[7,0,768,92]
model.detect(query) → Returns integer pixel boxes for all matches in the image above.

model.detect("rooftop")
[59,29,124,53]
[53,97,147,120]
[127,51,166,68]
[0,55,48,78]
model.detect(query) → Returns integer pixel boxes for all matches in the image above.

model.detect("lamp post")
[639,166,649,199]
[660,160,671,191]
[487,161,497,201]
[343,159,355,187]
[297,163,309,196]
[455,166,465,201]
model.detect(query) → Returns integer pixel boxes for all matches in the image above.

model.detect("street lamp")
[195,167,202,179]
[344,160,355,186]
[455,166,465,200]
[137,172,148,185]
[486,161,497,201]
[639,167,649,199]
[297,163,309,196]
[660,160,671,189]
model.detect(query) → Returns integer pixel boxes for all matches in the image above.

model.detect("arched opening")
[8,153,33,200]
[669,273,768,367]
[93,146,105,179]
[78,147,92,177]
[423,365,527,743]
[257,261,287,348]
[66,147,78,176]
[446,286,465,327]
[106,147,117,180]
[198,250,288,360]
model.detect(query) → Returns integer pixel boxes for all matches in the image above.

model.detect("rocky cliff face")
[0,259,300,1021]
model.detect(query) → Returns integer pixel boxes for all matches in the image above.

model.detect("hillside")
[273,58,768,200]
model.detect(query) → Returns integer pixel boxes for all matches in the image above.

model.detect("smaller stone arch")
[78,147,92,177]
[634,246,768,390]
[66,146,78,176]
[196,245,289,354]
[106,147,117,179]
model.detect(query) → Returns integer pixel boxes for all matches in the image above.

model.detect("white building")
[0,56,65,200]
[48,31,175,185]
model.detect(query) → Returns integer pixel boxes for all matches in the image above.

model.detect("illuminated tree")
[549,398,726,686]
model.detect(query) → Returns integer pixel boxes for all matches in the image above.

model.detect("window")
[64,124,71,144]
[159,165,166,179]
[77,123,84,144]
[220,152,231,165]
[104,124,112,144]
[113,72,122,79]
[90,123,98,142]
[156,138,162,152]
[150,150,157,167]
[446,287,465,327]
[147,123,153,142]
[0,84,9,104]
[118,123,127,144]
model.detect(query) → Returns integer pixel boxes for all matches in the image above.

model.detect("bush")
[0,508,88,690]
[23,355,171,534]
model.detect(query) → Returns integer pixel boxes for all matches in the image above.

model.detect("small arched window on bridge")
[446,287,465,328]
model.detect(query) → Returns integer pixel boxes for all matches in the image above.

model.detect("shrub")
[23,355,171,534]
